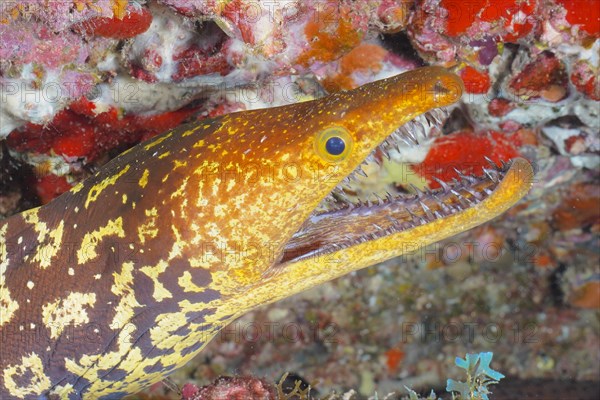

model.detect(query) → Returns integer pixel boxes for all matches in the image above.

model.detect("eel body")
[0,67,533,399]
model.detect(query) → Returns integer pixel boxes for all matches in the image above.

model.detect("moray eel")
[0,67,533,399]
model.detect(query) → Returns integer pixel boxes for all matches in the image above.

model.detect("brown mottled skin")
[0,67,533,399]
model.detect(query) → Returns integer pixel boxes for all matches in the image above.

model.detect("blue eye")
[325,136,345,155]
[315,126,353,162]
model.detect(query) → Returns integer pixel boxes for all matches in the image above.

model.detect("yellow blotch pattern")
[41,292,97,339]
[139,169,150,188]
[77,217,126,264]
[3,353,51,398]
[85,165,131,209]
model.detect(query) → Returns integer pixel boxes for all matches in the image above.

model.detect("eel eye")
[325,136,345,155]
[315,126,353,162]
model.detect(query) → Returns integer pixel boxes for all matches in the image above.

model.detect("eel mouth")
[281,108,519,264]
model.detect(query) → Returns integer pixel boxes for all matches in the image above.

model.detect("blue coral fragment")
[446,352,505,400]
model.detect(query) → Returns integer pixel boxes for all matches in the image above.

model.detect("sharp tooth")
[451,189,472,206]
[418,200,434,220]
[422,114,433,126]
[339,195,351,204]
[464,187,482,200]
[333,190,350,204]
[373,193,384,205]
[407,207,417,218]
[385,191,394,201]
[451,202,464,211]
[399,136,416,147]
[484,156,500,170]
[424,112,436,127]
[432,176,451,192]
[453,168,477,184]
[356,167,368,178]
[402,126,419,143]
[410,116,421,130]
[462,194,474,205]
[412,120,426,140]
[409,184,425,198]
[386,215,400,227]
[483,167,499,183]
[407,208,422,224]
[418,125,428,141]
[431,193,451,213]
[430,108,448,125]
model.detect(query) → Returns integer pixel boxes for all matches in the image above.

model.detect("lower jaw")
[280,154,514,264]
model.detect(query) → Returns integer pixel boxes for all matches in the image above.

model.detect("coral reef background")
[0,0,598,398]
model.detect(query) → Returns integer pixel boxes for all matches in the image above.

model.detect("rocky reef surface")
[1,1,598,398]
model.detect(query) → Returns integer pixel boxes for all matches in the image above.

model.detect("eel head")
[214,66,533,308]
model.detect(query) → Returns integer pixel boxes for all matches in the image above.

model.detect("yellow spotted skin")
[0,67,532,399]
